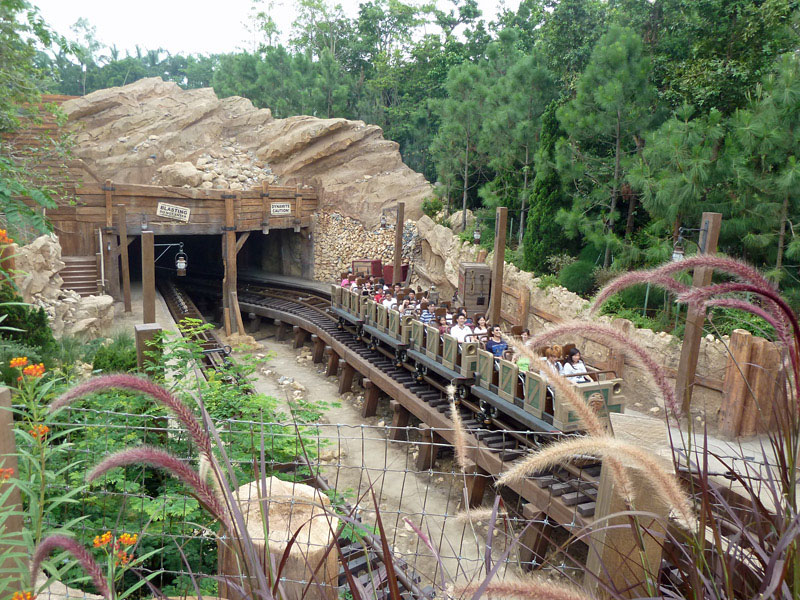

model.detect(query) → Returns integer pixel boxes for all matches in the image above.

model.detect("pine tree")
[523,100,572,272]
[556,25,655,268]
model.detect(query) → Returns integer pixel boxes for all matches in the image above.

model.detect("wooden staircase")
[61,256,99,297]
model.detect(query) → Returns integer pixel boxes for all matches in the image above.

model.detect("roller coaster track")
[170,276,602,536]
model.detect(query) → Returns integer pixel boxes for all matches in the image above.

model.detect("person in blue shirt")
[420,302,436,324]
[485,325,508,357]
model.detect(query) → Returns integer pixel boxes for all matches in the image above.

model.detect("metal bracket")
[101,226,117,234]
[260,192,271,198]
[221,194,237,199]
[221,226,236,231]
[101,185,116,192]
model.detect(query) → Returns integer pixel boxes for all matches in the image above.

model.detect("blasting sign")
[270,202,292,216]
[156,202,191,222]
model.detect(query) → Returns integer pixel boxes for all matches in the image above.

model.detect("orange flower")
[93,530,112,548]
[119,532,138,546]
[0,229,13,245]
[115,550,132,566]
[11,592,34,600]
[9,357,28,368]
[21,363,45,378]
[28,424,49,439]
[0,467,14,480]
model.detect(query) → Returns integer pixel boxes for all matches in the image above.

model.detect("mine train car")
[330,284,625,434]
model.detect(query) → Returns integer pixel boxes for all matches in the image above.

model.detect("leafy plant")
[557,259,596,295]
[92,334,137,373]
[420,196,443,219]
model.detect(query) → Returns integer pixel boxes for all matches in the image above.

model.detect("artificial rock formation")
[12,235,114,338]
[61,77,430,226]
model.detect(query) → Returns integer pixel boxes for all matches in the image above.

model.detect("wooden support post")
[743,337,781,434]
[135,323,162,370]
[312,335,326,363]
[0,387,23,593]
[361,378,380,418]
[460,460,489,510]
[415,424,439,471]
[608,318,634,378]
[141,230,156,324]
[325,350,340,377]
[102,180,121,300]
[584,461,668,598]
[276,321,292,341]
[389,400,410,441]
[519,505,553,572]
[338,362,355,395]
[489,206,508,325]
[392,201,405,284]
[293,326,310,348]
[719,329,754,437]
[223,195,240,335]
[675,212,722,415]
[116,205,132,312]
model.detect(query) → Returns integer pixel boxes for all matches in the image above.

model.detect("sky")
[31,0,520,57]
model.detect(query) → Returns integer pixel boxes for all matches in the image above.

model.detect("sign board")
[270,202,292,216]
[156,202,191,223]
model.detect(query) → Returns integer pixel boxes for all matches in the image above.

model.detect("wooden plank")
[489,207,507,324]
[236,231,251,254]
[743,337,780,434]
[104,179,113,227]
[141,231,155,324]
[224,195,240,335]
[0,387,23,593]
[117,205,132,312]
[718,329,753,437]
[362,378,381,418]
[392,202,404,285]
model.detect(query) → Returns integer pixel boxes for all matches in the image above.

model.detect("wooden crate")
[498,359,519,402]
[524,371,547,419]
[460,341,479,377]
[442,334,458,370]
[476,349,494,389]
[425,324,441,359]
[410,319,425,350]
[331,285,342,309]
[388,309,400,337]
[458,262,492,312]
[376,304,388,331]
[365,299,377,324]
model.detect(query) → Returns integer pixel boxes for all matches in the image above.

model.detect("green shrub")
[0,284,56,353]
[421,196,444,218]
[558,260,596,296]
[537,274,560,289]
[92,333,137,373]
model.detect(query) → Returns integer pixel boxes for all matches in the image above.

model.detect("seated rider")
[562,348,591,383]
[485,325,508,357]
[450,313,473,343]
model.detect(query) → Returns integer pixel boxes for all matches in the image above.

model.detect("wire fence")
[32,406,583,600]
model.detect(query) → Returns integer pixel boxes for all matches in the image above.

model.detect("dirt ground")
[243,323,524,588]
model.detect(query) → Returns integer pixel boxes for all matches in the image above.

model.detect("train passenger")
[374,286,384,303]
[341,270,353,287]
[420,302,436,324]
[541,347,562,376]
[485,326,508,357]
[450,313,473,342]
[437,315,450,334]
[521,329,530,343]
[562,348,591,383]
[472,315,488,342]
[382,291,397,310]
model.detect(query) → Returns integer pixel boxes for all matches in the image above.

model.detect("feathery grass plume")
[447,385,469,472]
[498,437,694,525]
[590,269,690,315]
[49,375,213,462]
[455,578,592,600]
[524,321,680,418]
[454,507,506,523]
[653,255,776,291]
[497,436,632,503]
[88,446,231,529]
[508,339,605,437]
[32,535,110,599]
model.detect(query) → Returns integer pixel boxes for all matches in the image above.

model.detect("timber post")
[361,378,381,418]
[141,230,156,324]
[460,459,489,510]
[116,204,132,312]
[392,201,405,284]
[718,329,754,437]
[389,400,410,441]
[311,335,326,363]
[519,505,553,572]
[101,180,121,300]
[325,350,340,377]
[675,212,722,415]
[415,424,439,471]
[489,206,508,325]
[0,387,23,593]
[222,194,241,336]
[338,362,355,394]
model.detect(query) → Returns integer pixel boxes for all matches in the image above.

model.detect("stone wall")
[313,211,418,283]
[11,234,115,338]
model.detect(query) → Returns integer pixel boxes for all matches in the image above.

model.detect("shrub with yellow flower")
[9,357,28,368]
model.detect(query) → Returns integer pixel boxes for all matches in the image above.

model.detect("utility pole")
[488,206,508,324]
[392,201,405,285]
[675,212,722,415]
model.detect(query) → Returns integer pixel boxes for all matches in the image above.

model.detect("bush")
[0,284,56,353]
[421,196,443,219]
[544,253,576,275]
[537,274,560,290]
[92,333,137,373]
[558,260,596,296]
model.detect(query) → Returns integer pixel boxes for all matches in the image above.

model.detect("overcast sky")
[31,0,519,56]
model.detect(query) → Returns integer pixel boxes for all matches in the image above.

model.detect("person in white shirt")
[382,291,394,309]
[562,348,591,383]
[450,313,473,343]
[471,315,489,342]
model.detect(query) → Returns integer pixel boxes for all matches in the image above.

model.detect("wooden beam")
[338,362,355,394]
[389,399,410,441]
[117,205,132,313]
[676,212,722,415]
[135,323,162,370]
[415,424,439,471]
[223,195,240,335]
[0,387,23,593]
[236,231,251,254]
[141,231,156,324]
[361,378,381,418]
[489,206,508,324]
[743,337,780,434]
[719,329,753,437]
[392,201,405,285]
[104,178,113,228]
[460,459,489,510]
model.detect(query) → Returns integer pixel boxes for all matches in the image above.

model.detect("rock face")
[61,78,430,226]
[12,234,115,338]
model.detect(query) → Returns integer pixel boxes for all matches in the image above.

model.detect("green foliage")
[92,334,137,373]
[0,285,56,355]
[536,274,559,290]
[0,339,43,386]
[707,305,776,339]
[421,196,444,219]
[558,260,596,296]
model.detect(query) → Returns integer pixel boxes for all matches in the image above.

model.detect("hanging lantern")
[293,218,301,233]
[261,217,270,235]
[672,237,685,262]
[380,213,387,228]
[175,245,188,276]
[473,228,481,244]
[141,214,149,231]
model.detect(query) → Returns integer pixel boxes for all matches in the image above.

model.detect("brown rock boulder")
[61,77,430,226]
